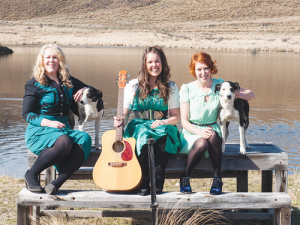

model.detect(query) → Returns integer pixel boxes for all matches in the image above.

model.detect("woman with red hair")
[179,52,255,195]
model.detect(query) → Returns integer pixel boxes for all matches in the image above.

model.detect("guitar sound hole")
[112,141,124,153]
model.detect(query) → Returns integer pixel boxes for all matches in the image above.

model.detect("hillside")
[0,0,299,52]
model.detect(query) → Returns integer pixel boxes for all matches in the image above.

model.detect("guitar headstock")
[117,70,129,88]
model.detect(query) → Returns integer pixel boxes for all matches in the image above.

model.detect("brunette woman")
[114,46,180,195]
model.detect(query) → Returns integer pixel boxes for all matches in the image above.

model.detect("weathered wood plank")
[17,204,28,225]
[274,208,280,225]
[42,210,153,218]
[281,207,291,225]
[41,209,274,220]
[28,143,289,181]
[17,189,291,210]
[275,170,288,193]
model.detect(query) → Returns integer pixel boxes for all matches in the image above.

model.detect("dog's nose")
[227,95,232,99]
[80,101,84,104]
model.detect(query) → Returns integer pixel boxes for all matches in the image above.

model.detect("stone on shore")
[0,46,13,54]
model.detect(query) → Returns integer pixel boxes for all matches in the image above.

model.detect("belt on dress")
[190,121,217,127]
[134,110,168,120]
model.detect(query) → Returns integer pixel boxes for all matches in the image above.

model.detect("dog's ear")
[97,90,103,99]
[215,84,221,93]
[234,82,240,90]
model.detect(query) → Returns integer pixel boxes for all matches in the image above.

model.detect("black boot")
[155,165,166,194]
[155,173,165,194]
[24,170,44,193]
[138,176,150,196]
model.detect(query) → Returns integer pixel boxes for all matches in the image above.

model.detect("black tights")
[138,136,171,181]
[29,135,84,189]
[183,131,222,178]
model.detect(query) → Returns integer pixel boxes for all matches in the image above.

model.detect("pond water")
[0,46,300,178]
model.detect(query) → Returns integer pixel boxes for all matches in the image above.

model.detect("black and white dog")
[215,81,250,155]
[78,87,104,150]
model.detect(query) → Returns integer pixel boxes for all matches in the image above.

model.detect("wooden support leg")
[274,208,291,225]
[30,206,40,225]
[280,208,291,225]
[236,171,248,192]
[17,204,28,225]
[273,208,280,225]
[45,166,56,185]
[275,170,288,193]
[262,170,273,192]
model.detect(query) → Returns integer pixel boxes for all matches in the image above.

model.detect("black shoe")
[44,183,57,195]
[138,188,150,196]
[24,170,44,193]
[210,177,223,195]
[180,176,192,193]
[138,176,150,196]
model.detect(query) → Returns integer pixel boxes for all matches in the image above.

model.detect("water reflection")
[0,46,300,177]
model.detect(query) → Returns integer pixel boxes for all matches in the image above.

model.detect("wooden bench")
[17,190,291,224]
[18,143,291,224]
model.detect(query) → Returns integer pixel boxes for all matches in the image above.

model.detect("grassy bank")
[1,171,300,224]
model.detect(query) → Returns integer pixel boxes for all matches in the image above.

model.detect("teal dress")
[22,77,92,173]
[124,88,181,156]
[179,78,224,156]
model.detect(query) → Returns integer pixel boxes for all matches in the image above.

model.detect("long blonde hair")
[32,44,73,88]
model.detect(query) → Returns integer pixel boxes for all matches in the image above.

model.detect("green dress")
[179,78,224,156]
[124,88,181,156]
[23,77,92,173]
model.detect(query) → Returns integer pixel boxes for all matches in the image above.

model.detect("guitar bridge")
[108,162,127,167]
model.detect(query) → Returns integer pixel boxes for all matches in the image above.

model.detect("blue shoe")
[180,176,192,193]
[210,177,223,195]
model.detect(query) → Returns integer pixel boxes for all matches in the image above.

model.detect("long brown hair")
[137,46,171,104]
[32,44,73,88]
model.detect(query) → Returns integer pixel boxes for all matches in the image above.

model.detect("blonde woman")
[22,44,93,195]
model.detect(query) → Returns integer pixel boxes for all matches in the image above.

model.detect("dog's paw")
[239,148,246,155]
[95,144,100,150]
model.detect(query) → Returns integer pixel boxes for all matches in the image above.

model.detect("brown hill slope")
[0,0,299,52]
[1,0,299,23]
[0,0,160,20]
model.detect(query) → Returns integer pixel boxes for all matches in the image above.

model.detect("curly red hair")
[189,52,218,78]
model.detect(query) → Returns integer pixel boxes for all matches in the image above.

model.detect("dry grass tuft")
[158,203,228,225]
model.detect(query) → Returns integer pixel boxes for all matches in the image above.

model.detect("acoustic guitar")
[93,70,142,191]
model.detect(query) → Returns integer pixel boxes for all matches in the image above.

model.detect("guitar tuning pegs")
[127,74,130,77]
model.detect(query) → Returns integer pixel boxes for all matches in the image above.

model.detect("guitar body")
[93,130,142,191]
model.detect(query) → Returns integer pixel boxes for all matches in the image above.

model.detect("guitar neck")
[116,87,124,142]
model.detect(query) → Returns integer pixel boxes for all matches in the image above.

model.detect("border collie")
[78,87,104,150]
[215,81,250,155]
